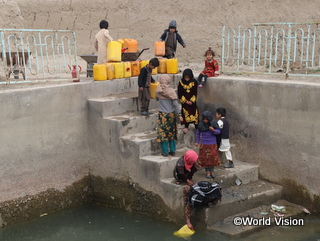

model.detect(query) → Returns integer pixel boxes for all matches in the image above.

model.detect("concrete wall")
[0,76,319,220]
[198,76,320,207]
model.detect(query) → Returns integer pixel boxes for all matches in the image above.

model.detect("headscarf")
[184,150,198,171]
[156,74,178,100]
[197,110,219,131]
[181,68,197,86]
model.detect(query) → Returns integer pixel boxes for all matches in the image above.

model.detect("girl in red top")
[197,47,219,87]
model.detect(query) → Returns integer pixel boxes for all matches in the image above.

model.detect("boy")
[94,20,113,64]
[138,58,160,116]
[216,107,234,168]
[159,20,186,59]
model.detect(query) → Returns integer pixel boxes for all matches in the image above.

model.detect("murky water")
[0,204,319,241]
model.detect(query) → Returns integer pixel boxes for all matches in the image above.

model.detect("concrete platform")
[209,199,305,238]
[206,180,283,225]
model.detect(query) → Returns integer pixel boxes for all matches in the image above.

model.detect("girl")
[178,69,199,134]
[173,150,198,184]
[195,111,221,178]
[197,47,219,87]
[156,74,183,157]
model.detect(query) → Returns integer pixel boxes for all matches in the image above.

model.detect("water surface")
[0,205,319,241]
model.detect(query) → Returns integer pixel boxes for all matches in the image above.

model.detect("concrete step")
[161,160,259,189]
[88,92,158,117]
[209,199,305,238]
[120,127,196,157]
[205,180,283,226]
[139,147,190,182]
[104,108,158,136]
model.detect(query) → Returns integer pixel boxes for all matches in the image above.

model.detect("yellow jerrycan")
[154,41,165,56]
[113,62,124,79]
[149,81,159,99]
[157,58,167,73]
[140,60,149,69]
[152,67,158,75]
[123,62,132,78]
[107,41,122,62]
[166,58,178,74]
[93,64,107,81]
[106,63,115,80]
[131,61,140,76]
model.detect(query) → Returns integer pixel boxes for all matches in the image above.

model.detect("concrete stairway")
[87,80,304,237]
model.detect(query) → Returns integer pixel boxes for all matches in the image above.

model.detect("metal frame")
[0,29,79,84]
[221,22,320,77]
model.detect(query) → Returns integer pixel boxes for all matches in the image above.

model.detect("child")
[183,180,222,230]
[195,111,221,178]
[156,74,183,156]
[178,69,199,134]
[138,58,160,116]
[94,20,113,64]
[216,107,234,168]
[197,47,219,87]
[159,20,186,59]
[173,150,198,184]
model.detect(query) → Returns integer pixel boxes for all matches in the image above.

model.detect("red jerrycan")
[68,65,82,82]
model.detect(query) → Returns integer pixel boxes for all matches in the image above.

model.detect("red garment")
[202,59,219,77]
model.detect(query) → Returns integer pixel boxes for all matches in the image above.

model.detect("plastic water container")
[123,39,138,53]
[154,41,165,56]
[149,81,159,99]
[93,64,107,81]
[152,67,157,75]
[106,63,114,80]
[117,38,125,48]
[140,60,149,69]
[131,61,140,76]
[113,62,124,79]
[107,41,122,62]
[157,58,167,73]
[123,62,132,78]
[166,58,178,74]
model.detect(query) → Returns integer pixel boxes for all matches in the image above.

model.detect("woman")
[156,74,183,157]
[173,150,198,184]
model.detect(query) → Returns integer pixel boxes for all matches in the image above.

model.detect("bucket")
[123,62,132,78]
[123,39,138,53]
[157,58,167,73]
[106,63,115,80]
[140,60,149,69]
[93,64,107,81]
[154,41,165,56]
[149,81,159,99]
[107,41,122,62]
[166,58,178,74]
[113,62,124,79]
[131,61,140,76]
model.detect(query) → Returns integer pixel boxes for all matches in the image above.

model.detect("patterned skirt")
[156,111,177,142]
[198,143,221,168]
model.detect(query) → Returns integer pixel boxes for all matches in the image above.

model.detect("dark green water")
[0,204,319,241]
